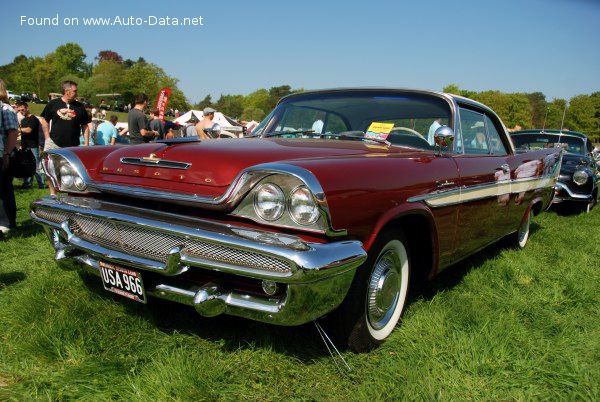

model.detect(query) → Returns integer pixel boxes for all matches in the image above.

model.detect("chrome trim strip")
[120,157,192,170]
[408,175,557,207]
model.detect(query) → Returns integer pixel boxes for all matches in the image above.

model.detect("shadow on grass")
[0,272,27,289]
[77,271,327,361]
[415,221,541,301]
[7,218,45,239]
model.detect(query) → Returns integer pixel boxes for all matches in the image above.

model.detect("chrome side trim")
[408,175,557,208]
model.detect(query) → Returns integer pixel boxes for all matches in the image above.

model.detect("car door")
[452,107,513,257]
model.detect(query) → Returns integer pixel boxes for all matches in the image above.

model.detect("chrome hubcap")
[367,250,401,330]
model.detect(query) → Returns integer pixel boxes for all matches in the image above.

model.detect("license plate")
[99,261,146,303]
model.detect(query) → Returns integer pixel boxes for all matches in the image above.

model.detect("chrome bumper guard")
[31,196,367,325]
[553,182,594,203]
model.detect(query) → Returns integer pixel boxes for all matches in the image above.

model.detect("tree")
[526,92,547,128]
[95,50,123,64]
[194,95,213,110]
[215,94,244,118]
[54,43,86,75]
[565,95,596,134]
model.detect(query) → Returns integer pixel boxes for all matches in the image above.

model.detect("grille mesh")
[34,206,291,273]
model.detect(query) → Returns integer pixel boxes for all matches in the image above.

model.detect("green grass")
[1,185,599,400]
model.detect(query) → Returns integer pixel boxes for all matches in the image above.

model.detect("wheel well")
[532,200,543,216]
[382,214,433,284]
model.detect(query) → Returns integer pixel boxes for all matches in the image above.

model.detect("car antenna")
[559,103,567,133]
[541,107,549,133]
[313,321,352,374]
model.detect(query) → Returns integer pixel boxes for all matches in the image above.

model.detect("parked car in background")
[511,129,598,213]
[31,88,562,352]
[6,90,21,102]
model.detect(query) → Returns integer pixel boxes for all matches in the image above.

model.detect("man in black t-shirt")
[128,93,159,144]
[40,80,90,149]
[16,102,45,188]
[40,80,90,195]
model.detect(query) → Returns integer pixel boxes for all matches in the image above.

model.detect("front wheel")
[327,229,411,352]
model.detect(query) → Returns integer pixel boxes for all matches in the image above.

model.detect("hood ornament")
[120,154,192,170]
[142,153,161,162]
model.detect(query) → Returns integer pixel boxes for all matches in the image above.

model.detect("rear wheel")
[327,229,411,352]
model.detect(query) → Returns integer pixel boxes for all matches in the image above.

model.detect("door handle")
[496,164,510,174]
[436,180,455,189]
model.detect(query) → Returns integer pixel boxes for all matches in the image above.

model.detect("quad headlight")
[254,183,285,221]
[289,186,319,225]
[234,174,326,233]
[573,170,589,186]
[46,153,88,193]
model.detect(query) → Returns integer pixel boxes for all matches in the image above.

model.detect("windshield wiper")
[335,131,391,146]
[262,130,316,137]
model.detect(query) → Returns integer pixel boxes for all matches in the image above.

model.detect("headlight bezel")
[44,152,92,194]
[572,170,589,186]
[231,173,330,234]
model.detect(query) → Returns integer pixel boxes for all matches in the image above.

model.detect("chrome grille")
[33,207,292,273]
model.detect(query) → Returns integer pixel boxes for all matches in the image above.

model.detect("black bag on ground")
[9,146,36,178]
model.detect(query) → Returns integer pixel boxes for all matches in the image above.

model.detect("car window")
[261,92,452,150]
[485,115,508,155]
[459,108,489,155]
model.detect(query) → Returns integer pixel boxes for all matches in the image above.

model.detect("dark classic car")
[31,89,562,352]
[511,129,598,213]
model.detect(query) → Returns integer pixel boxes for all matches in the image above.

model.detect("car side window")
[485,115,508,155]
[459,108,489,155]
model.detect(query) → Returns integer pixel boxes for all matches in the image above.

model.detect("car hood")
[93,138,416,190]
[560,152,593,174]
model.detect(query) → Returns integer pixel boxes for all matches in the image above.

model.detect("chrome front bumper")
[552,182,595,204]
[31,196,367,325]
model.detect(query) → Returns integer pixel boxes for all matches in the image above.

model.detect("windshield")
[253,91,451,150]
[512,133,586,155]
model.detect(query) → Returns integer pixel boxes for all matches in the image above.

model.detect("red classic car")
[31,89,561,352]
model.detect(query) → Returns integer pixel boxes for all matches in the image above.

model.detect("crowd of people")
[0,79,223,237]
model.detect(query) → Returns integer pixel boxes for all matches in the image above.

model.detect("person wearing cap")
[185,114,199,137]
[196,107,221,139]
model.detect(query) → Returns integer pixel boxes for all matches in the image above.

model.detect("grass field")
[1,185,599,400]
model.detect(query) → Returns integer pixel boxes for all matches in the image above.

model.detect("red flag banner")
[155,88,171,121]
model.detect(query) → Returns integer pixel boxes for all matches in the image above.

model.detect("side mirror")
[433,125,455,155]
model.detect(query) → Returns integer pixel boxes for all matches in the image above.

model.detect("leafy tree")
[526,92,547,128]
[215,94,244,118]
[241,106,266,121]
[267,85,292,110]
[54,43,86,75]
[96,50,123,64]
[193,95,213,110]
[565,95,597,135]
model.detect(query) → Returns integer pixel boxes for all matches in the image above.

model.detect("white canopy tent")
[174,110,243,138]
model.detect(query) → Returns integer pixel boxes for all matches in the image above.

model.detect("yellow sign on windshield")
[366,122,394,140]
[367,122,394,134]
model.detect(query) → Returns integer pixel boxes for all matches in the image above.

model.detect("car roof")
[511,129,588,139]
[278,87,492,110]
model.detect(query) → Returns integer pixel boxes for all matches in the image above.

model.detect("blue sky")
[2,0,599,104]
